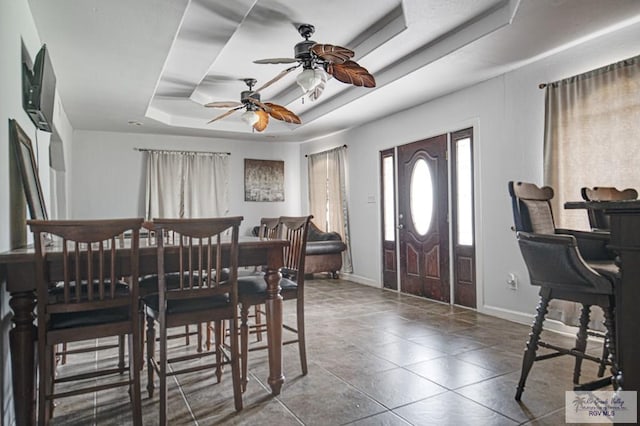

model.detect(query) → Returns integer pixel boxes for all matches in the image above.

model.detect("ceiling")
[28,0,640,143]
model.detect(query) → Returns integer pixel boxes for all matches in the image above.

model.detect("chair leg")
[146,315,155,398]
[138,310,146,371]
[229,315,243,411]
[118,335,126,371]
[60,343,67,365]
[255,305,263,342]
[240,304,250,392]
[129,332,143,426]
[214,320,223,383]
[38,344,53,426]
[515,289,550,401]
[159,320,168,426]
[46,345,55,421]
[197,323,203,353]
[206,321,213,352]
[573,304,591,385]
[297,296,307,376]
[185,325,190,346]
[603,302,618,387]
[598,340,610,378]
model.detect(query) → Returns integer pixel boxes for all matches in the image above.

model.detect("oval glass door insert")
[410,158,434,235]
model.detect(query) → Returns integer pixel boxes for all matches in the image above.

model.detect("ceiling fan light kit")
[240,109,260,126]
[205,78,301,132]
[296,68,325,92]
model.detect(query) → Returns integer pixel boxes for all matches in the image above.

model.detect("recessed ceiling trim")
[149,0,256,101]
[296,0,522,127]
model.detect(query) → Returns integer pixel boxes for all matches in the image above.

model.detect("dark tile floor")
[50,278,612,425]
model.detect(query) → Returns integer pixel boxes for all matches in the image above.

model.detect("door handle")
[397,224,404,229]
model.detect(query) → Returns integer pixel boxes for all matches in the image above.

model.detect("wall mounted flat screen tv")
[22,44,56,132]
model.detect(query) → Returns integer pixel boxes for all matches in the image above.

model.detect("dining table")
[564,199,640,394]
[0,235,289,426]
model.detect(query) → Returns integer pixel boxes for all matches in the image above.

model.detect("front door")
[397,135,449,302]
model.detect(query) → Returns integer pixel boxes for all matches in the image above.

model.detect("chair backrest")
[581,186,638,230]
[28,218,143,318]
[278,216,312,280]
[152,217,243,307]
[508,181,556,234]
[258,217,280,240]
[516,231,613,295]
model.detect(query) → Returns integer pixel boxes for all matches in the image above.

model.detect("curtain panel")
[544,54,640,230]
[307,146,353,273]
[543,54,640,329]
[145,151,229,219]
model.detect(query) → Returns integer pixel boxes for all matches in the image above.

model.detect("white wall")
[300,21,640,324]
[1,2,41,424]
[70,131,303,236]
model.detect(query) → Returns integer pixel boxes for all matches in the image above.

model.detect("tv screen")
[22,44,56,132]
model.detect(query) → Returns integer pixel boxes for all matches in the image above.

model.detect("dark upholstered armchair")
[252,220,346,277]
[304,221,347,278]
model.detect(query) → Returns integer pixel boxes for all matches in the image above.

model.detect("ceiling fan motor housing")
[241,90,261,110]
[294,39,316,62]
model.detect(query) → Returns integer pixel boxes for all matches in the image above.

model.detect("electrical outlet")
[507,273,518,290]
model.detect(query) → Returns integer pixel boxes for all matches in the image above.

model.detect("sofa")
[251,220,346,278]
[304,221,347,278]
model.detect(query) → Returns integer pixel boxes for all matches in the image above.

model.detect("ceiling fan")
[254,23,376,101]
[205,78,301,132]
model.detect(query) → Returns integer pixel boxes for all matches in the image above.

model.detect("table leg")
[263,267,284,395]
[9,291,37,426]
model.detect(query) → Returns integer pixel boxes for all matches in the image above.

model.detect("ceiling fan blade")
[326,60,376,87]
[310,44,354,64]
[253,109,269,132]
[204,101,243,108]
[207,106,243,124]
[254,65,300,93]
[264,102,301,124]
[254,58,299,64]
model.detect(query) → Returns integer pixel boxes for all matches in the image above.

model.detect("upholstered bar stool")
[581,186,638,230]
[508,181,617,400]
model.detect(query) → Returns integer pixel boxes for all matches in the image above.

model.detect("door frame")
[380,125,479,308]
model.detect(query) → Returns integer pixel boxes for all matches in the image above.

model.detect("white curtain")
[145,150,229,219]
[543,54,640,329]
[308,146,353,272]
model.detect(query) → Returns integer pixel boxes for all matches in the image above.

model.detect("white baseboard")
[331,278,593,341]
[339,273,380,288]
[481,304,587,339]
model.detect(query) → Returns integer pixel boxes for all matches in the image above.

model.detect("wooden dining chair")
[141,217,244,424]
[581,186,638,230]
[237,215,312,391]
[251,217,280,342]
[28,218,144,426]
[139,221,203,359]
